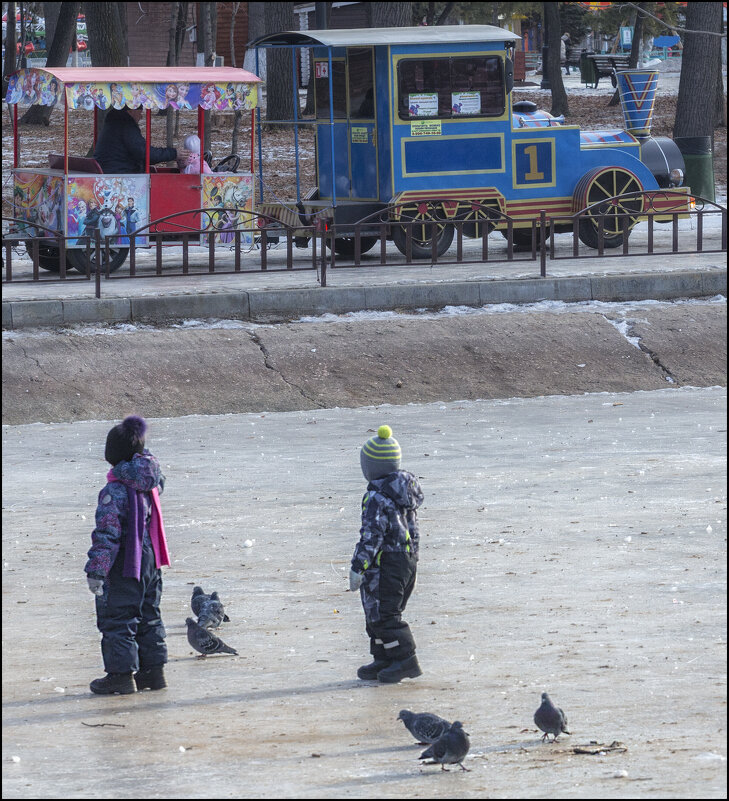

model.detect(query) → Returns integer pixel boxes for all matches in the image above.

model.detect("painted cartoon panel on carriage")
[13,172,64,236]
[66,175,149,247]
[6,70,61,106]
[65,81,257,111]
[202,174,255,246]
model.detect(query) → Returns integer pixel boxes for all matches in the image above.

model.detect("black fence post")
[129,235,136,275]
[260,230,268,271]
[156,235,163,275]
[696,210,703,253]
[59,239,67,279]
[31,240,39,281]
[539,210,547,277]
[94,229,102,298]
[319,222,327,287]
[5,240,12,281]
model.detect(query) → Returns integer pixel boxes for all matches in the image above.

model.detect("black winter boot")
[134,666,167,691]
[377,654,422,683]
[89,672,136,695]
[357,659,392,680]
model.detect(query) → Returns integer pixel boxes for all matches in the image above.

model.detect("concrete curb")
[2,268,726,329]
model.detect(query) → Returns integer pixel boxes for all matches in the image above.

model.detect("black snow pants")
[360,551,417,662]
[95,539,167,674]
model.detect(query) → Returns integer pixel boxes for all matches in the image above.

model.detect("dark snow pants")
[95,540,167,674]
[360,551,417,662]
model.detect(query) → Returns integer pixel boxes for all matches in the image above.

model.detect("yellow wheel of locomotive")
[455,200,501,239]
[391,199,454,258]
[574,167,644,249]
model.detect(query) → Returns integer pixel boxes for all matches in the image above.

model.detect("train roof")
[250,24,521,48]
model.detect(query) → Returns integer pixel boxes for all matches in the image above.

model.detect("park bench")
[584,53,631,88]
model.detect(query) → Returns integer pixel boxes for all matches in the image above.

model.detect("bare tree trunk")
[435,3,455,25]
[303,2,328,116]
[197,2,217,152]
[20,1,80,125]
[19,3,81,125]
[715,13,726,129]
[370,2,412,27]
[230,2,242,155]
[3,1,18,100]
[545,2,568,117]
[674,2,723,139]
[43,2,62,54]
[165,2,188,147]
[84,1,128,67]
[264,2,298,129]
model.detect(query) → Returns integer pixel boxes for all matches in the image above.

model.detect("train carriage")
[6,66,261,272]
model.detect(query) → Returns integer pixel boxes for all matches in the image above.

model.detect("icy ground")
[2,386,727,798]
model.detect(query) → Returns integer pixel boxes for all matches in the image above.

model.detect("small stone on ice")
[54,687,65,693]
[613,770,629,778]
[11,755,21,763]
[244,540,253,547]
[179,746,186,752]
[706,525,713,533]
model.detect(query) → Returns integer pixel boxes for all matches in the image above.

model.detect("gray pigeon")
[419,720,470,771]
[191,586,209,617]
[185,617,237,656]
[191,587,231,624]
[398,709,451,744]
[197,592,229,630]
[534,692,571,742]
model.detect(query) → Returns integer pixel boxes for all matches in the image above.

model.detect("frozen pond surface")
[2,387,727,798]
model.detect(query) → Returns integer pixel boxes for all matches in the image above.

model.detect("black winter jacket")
[94,108,177,174]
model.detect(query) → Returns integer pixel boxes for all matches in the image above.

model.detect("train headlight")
[669,168,684,187]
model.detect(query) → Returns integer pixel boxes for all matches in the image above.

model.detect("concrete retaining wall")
[2,269,726,329]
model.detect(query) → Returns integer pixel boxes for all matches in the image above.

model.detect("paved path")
[3,219,726,328]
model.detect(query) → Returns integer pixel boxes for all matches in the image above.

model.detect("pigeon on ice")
[185,617,237,657]
[534,692,571,742]
[419,721,470,771]
[197,592,229,630]
[191,587,230,624]
[191,586,210,617]
[398,709,451,744]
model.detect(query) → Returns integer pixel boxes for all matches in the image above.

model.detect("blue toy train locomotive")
[251,24,688,257]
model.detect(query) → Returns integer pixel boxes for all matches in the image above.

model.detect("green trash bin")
[675,136,715,202]
[580,52,596,87]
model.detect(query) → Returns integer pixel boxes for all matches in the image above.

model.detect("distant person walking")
[561,32,571,75]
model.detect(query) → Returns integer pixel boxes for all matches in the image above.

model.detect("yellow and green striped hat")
[360,425,402,481]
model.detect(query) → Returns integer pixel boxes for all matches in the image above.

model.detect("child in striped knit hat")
[349,425,424,683]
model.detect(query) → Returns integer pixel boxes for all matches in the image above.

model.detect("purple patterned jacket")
[85,450,165,579]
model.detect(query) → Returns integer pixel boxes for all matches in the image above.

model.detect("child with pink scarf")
[85,416,171,695]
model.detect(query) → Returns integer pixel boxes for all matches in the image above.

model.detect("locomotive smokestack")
[616,69,659,138]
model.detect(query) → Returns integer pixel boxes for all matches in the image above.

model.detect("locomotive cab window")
[397,56,504,120]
